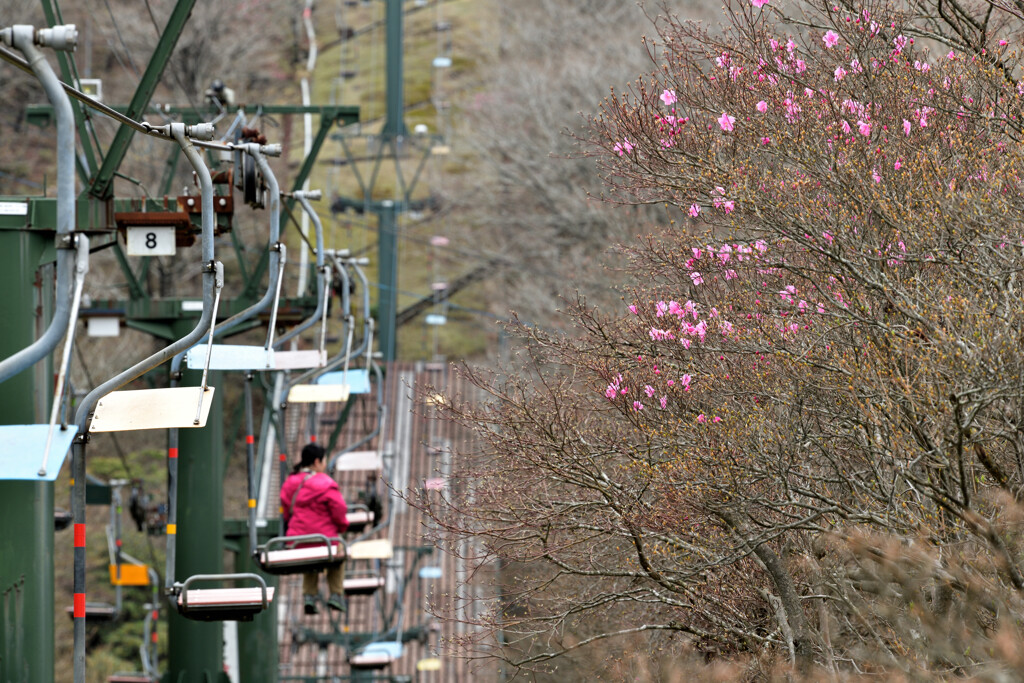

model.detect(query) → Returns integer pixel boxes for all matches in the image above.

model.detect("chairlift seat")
[65,601,117,621]
[89,387,215,432]
[417,657,442,672]
[175,572,273,622]
[342,575,386,596]
[0,424,78,480]
[287,383,350,404]
[186,344,275,371]
[257,534,346,575]
[109,563,151,587]
[273,349,327,370]
[107,675,153,683]
[333,450,382,473]
[176,587,274,621]
[315,368,371,394]
[347,538,393,560]
[348,641,403,670]
[418,566,443,580]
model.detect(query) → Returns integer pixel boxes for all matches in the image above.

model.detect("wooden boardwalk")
[270,361,488,682]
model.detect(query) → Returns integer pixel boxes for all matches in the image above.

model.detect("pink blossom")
[823,231,834,244]
[823,30,840,48]
[894,159,902,170]
[660,89,678,106]
[834,66,847,81]
[872,169,881,183]
[903,119,912,136]
[605,386,617,399]
[659,396,668,409]
[633,401,644,412]
[756,100,768,113]
[722,200,735,214]
[656,301,668,317]
[613,139,634,156]
[1000,39,1008,46]
[857,120,871,136]
[712,416,722,423]
[796,59,807,73]
[667,379,675,387]
[644,385,656,398]
[692,247,702,259]
[947,50,956,59]
[628,304,637,314]
[718,112,736,132]
[681,374,692,390]
[752,0,770,6]
[841,120,851,135]
[690,272,704,286]
[696,414,707,423]
[761,136,771,145]
[725,269,737,280]
[689,204,701,217]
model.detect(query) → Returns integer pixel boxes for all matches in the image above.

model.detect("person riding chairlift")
[280,443,349,614]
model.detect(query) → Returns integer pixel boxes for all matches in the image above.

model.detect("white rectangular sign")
[0,202,28,216]
[126,226,176,256]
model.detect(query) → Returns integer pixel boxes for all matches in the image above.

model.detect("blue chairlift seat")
[418,566,443,580]
[315,368,371,394]
[0,424,77,480]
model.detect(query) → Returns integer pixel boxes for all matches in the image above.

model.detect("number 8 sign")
[126,226,176,256]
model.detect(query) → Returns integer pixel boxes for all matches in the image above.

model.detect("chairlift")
[341,538,392,597]
[256,533,347,575]
[185,184,328,373]
[174,572,274,622]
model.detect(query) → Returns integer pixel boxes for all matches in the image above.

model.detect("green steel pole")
[230,520,279,683]
[89,0,198,200]
[0,230,54,683]
[381,0,408,141]
[165,364,229,682]
[376,202,398,362]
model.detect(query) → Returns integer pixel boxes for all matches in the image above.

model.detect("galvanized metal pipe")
[0,25,77,384]
[275,190,326,347]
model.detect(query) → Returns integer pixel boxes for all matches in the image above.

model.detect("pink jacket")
[280,470,349,539]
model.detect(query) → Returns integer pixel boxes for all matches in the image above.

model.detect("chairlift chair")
[256,533,347,576]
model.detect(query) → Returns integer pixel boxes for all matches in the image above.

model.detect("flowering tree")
[419,0,1024,677]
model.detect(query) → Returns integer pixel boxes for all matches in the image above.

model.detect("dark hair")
[294,443,326,473]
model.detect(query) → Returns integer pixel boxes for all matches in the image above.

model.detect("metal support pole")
[376,202,399,361]
[0,228,53,682]
[166,364,227,682]
[381,0,408,140]
[229,520,279,683]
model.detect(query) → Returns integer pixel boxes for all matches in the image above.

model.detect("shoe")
[304,595,318,615]
[327,593,347,613]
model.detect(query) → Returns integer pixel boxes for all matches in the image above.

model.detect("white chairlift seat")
[186,344,274,371]
[348,641,403,670]
[286,383,350,404]
[186,345,327,372]
[333,450,382,473]
[89,387,215,432]
[0,424,77,480]
[342,575,386,596]
[257,534,346,575]
[174,572,273,622]
[316,368,371,394]
[107,675,154,683]
[273,349,327,370]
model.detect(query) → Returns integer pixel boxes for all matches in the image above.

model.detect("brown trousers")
[302,563,344,596]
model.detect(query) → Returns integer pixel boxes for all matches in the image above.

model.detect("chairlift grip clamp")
[55,232,77,249]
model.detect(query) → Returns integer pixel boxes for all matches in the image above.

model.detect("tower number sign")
[126,226,176,256]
